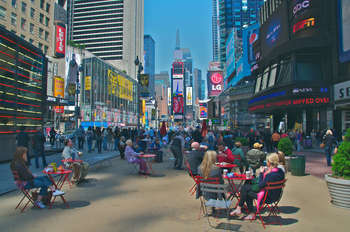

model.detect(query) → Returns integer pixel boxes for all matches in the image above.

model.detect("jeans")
[114,138,119,151]
[34,148,47,168]
[78,137,85,150]
[239,183,258,213]
[87,138,92,152]
[97,138,102,153]
[170,146,183,168]
[325,146,333,166]
[25,176,52,196]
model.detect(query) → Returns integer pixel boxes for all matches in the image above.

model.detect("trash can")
[290,155,305,176]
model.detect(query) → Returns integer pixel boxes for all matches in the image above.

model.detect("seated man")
[62,139,89,183]
[217,142,235,164]
[246,143,266,175]
[187,142,204,175]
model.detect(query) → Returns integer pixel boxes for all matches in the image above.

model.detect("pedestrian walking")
[76,125,85,150]
[86,126,93,153]
[322,130,338,166]
[49,127,56,147]
[32,126,47,169]
[16,126,31,166]
[96,127,102,153]
[170,133,184,170]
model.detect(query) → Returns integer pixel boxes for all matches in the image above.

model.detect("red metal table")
[42,169,72,208]
[224,173,254,208]
[216,163,237,169]
[61,159,83,164]
[138,154,156,174]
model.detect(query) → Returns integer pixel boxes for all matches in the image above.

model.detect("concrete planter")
[325,174,350,209]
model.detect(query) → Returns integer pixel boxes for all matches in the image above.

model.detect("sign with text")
[107,70,133,101]
[85,76,91,91]
[55,24,66,58]
[54,76,64,98]
[334,80,350,101]
[208,71,223,97]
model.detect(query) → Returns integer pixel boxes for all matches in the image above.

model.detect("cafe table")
[223,173,254,208]
[42,169,72,208]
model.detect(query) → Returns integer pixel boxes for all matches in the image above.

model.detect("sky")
[144,0,213,76]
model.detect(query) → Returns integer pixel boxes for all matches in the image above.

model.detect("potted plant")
[325,128,350,209]
[278,137,297,173]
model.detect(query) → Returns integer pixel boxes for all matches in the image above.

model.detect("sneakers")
[35,200,46,209]
[53,190,65,196]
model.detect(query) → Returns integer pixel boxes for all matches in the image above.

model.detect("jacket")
[187,149,204,175]
[258,168,285,203]
[217,147,235,163]
[11,161,34,185]
[32,131,45,151]
[125,145,140,163]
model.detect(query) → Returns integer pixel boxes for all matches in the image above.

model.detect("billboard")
[172,62,184,78]
[139,74,150,97]
[226,30,235,79]
[107,69,133,101]
[186,87,192,106]
[65,47,81,102]
[260,1,289,59]
[338,0,350,62]
[199,102,208,119]
[54,76,64,98]
[172,79,183,96]
[84,76,91,91]
[244,23,260,65]
[208,71,223,97]
[55,23,66,58]
[167,87,171,106]
[172,96,184,114]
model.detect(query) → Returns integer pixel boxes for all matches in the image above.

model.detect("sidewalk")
[0,148,119,195]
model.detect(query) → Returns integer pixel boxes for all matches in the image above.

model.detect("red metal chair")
[254,179,287,229]
[184,160,201,195]
[11,170,39,213]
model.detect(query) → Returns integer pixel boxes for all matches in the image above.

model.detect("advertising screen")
[260,1,289,59]
[65,47,81,102]
[55,23,66,58]
[172,96,184,114]
[207,71,223,97]
[172,79,183,96]
[0,27,46,134]
[199,102,208,119]
[244,23,260,65]
[172,62,184,78]
[339,0,350,62]
[186,87,192,106]
[226,30,235,78]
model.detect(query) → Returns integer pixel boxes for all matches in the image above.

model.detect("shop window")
[0,6,6,20]
[10,12,16,26]
[268,64,278,88]
[255,75,262,94]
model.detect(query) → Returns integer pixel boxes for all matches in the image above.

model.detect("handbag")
[320,143,325,149]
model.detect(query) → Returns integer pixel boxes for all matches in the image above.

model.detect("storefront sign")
[55,24,66,58]
[54,76,64,98]
[293,17,315,33]
[249,97,330,111]
[107,69,133,101]
[85,76,91,91]
[208,71,223,97]
[186,87,192,106]
[334,80,350,101]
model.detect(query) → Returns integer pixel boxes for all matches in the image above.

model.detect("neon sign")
[293,18,315,33]
[293,0,310,16]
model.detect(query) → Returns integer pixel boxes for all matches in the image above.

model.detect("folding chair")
[12,170,39,213]
[184,160,200,196]
[198,177,232,228]
[254,179,287,229]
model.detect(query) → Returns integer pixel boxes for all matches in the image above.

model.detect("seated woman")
[10,147,64,209]
[230,153,285,220]
[62,139,88,183]
[197,150,223,200]
[232,141,246,173]
[125,139,149,175]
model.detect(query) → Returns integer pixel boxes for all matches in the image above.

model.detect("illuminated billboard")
[172,79,183,96]
[172,96,184,114]
[65,47,81,102]
[207,71,223,97]
[172,62,184,78]
[55,23,66,58]
[338,0,350,62]
[199,102,208,119]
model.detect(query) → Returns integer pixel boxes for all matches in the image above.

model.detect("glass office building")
[81,57,138,127]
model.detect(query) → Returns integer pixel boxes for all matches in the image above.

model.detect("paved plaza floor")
[0,150,349,232]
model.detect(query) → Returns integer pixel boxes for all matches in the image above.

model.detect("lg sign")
[293,0,310,16]
[210,72,223,84]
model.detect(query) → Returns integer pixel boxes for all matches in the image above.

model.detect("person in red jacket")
[217,142,235,163]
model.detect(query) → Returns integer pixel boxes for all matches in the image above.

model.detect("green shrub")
[235,137,249,146]
[332,128,350,179]
[278,137,294,156]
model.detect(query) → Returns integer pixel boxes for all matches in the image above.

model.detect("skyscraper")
[67,0,144,79]
[212,0,220,61]
[144,35,155,97]
[218,0,264,64]
[194,68,202,100]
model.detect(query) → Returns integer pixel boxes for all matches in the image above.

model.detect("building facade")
[144,35,155,97]
[67,0,144,80]
[212,0,220,61]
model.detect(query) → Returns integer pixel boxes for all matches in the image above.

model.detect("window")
[21,2,26,13]
[30,8,34,18]
[0,6,6,20]
[20,34,25,39]
[39,13,43,23]
[44,45,48,54]
[38,42,43,50]
[11,12,16,26]
[46,3,50,13]
[20,18,26,30]
[44,31,48,41]
[12,0,16,8]
[255,75,262,94]
[268,64,278,88]
[261,67,270,90]
[29,38,33,44]
[40,0,44,9]
[45,16,49,26]
[39,28,43,38]
[29,23,34,34]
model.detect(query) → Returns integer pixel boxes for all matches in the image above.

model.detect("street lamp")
[134,56,143,129]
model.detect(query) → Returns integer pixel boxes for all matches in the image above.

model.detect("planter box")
[325,174,350,209]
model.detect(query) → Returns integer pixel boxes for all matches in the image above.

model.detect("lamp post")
[134,56,143,129]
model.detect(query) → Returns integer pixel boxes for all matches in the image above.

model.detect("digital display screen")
[0,28,45,134]
[339,0,350,62]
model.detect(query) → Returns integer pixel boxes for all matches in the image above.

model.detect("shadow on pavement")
[149,173,166,178]
[53,200,90,209]
[279,206,300,214]
[260,216,298,226]
[215,222,242,231]
[76,178,99,188]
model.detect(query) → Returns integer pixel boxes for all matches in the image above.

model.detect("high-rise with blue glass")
[218,0,264,64]
[144,35,155,98]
